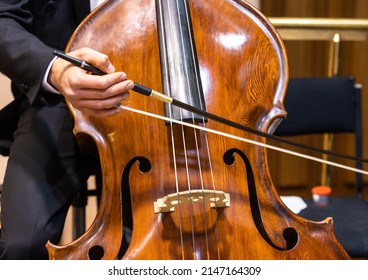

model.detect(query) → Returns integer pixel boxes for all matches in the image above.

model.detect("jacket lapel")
[72,0,91,24]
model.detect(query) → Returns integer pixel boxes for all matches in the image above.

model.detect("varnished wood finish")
[46,0,350,260]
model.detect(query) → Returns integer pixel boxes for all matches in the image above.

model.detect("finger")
[70,91,130,110]
[77,72,133,91]
[69,78,133,101]
[69,47,116,74]
[74,106,123,118]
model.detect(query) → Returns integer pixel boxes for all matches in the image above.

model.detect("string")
[118,105,368,176]
[174,0,198,259]
[181,0,216,259]
[157,0,186,259]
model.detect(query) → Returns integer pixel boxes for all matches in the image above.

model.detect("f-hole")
[223,148,299,251]
[113,156,151,259]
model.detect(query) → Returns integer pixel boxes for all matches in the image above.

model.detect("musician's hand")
[48,47,133,116]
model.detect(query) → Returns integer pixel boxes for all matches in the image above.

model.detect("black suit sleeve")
[0,0,81,103]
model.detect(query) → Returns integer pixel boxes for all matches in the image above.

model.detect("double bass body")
[46,0,350,260]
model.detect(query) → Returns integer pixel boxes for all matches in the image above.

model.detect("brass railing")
[270,17,368,41]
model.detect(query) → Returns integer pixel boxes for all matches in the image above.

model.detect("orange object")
[312,186,332,206]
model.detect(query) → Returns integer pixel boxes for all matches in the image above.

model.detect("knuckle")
[94,100,105,110]
[95,78,109,89]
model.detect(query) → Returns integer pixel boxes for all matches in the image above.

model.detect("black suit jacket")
[0,0,90,154]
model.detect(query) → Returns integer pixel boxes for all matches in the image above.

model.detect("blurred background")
[260,0,368,199]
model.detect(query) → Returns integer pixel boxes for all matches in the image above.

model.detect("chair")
[274,75,368,258]
[71,166,102,240]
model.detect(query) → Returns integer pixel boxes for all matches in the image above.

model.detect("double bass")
[46,0,350,259]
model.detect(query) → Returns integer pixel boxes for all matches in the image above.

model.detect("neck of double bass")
[155,0,206,123]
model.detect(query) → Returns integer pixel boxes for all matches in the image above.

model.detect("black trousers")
[0,93,96,259]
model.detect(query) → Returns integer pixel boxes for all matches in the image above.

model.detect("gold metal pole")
[321,33,341,186]
[328,33,341,76]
